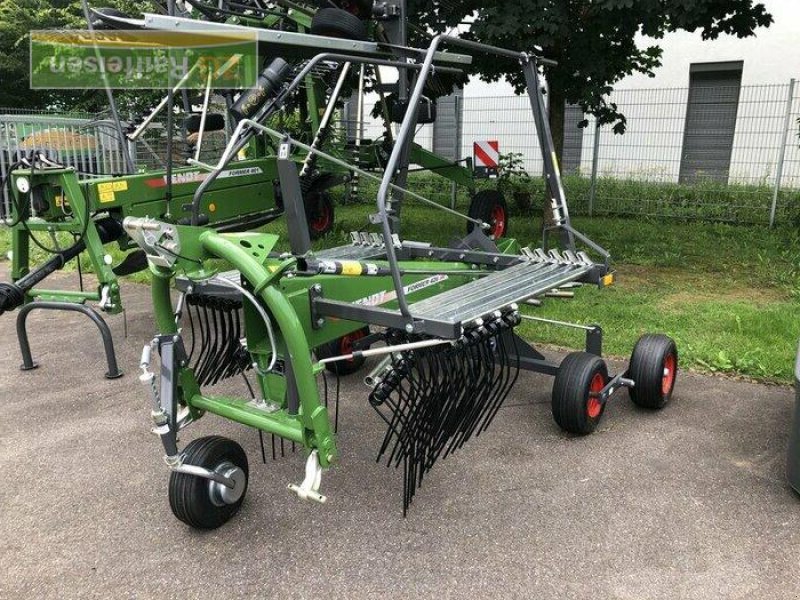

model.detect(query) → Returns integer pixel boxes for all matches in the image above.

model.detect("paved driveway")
[1,265,798,599]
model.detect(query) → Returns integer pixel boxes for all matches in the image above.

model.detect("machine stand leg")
[16,301,123,379]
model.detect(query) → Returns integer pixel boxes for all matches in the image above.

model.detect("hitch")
[288,450,327,504]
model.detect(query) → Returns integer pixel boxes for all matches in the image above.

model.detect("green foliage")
[408,0,773,159]
[0,0,161,111]
[496,151,531,198]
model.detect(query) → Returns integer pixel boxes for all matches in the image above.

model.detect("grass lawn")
[2,202,799,383]
[326,204,800,383]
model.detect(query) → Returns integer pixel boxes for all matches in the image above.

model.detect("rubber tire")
[551,351,609,435]
[315,326,370,375]
[467,190,508,239]
[169,436,249,530]
[628,334,678,409]
[310,8,369,41]
[305,190,335,240]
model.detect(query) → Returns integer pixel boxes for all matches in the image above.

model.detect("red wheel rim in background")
[340,329,366,364]
[587,372,605,419]
[309,201,332,234]
[662,353,677,396]
[490,204,506,238]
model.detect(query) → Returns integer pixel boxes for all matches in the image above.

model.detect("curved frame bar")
[16,301,123,379]
[376,36,555,317]
[198,231,338,464]
[189,52,463,224]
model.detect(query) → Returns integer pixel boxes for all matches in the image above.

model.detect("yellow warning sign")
[112,180,128,192]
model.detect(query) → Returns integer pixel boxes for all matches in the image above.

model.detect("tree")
[0,0,159,111]
[408,0,773,163]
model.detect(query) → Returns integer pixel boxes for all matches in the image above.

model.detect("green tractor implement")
[120,16,679,525]
[0,0,504,376]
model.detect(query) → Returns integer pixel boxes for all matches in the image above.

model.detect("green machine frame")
[1,0,496,377]
[121,25,679,527]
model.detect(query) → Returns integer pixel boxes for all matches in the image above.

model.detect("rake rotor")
[369,310,522,513]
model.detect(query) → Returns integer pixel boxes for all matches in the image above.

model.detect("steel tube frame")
[188,52,461,224]
[16,301,123,379]
[376,35,560,318]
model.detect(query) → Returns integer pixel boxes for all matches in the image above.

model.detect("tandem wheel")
[551,351,609,435]
[169,436,249,530]
[628,334,678,409]
[467,190,508,239]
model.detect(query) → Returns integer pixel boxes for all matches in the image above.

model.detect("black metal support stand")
[16,301,123,379]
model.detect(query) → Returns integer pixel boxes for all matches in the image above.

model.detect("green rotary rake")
[125,13,678,528]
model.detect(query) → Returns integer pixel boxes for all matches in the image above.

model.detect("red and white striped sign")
[473,140,499,168]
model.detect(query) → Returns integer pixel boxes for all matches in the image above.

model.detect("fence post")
[588,119,600,217]
[451,94,460,209]
[770,78,795,228]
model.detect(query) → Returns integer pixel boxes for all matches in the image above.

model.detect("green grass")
[353,171,800,226]
[3,198,799,383]
[322,203,800,383]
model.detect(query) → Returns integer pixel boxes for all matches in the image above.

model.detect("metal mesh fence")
[1,79,798,225]
[453,81,800,225]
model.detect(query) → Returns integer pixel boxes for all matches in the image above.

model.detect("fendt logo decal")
[355,274,448,307]
[144,166,263,188]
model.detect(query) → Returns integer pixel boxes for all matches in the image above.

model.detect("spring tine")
[481,328,521,434]
[369,317,523,514]
[259,430,267,464]
[194,301,212,384]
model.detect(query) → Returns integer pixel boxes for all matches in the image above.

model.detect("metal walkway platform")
[408,257,593,327]
[311,248,599,338]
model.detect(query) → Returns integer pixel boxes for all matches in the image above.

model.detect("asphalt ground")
[1,264,799,599]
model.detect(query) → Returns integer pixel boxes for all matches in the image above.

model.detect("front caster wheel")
[316,326,370,375]
[628,334,678,409]
[551,352,609,435]
[169,436,249,530]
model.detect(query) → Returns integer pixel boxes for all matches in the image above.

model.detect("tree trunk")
[547,83,566,169]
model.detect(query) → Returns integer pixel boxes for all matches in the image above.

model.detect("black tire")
[310,8,369,41]
[305,190,335,239]
[467,190,508,239]
[169,436,249,530]
[628,334,678,409]
[316,326,370,375]
[551,351,609,435]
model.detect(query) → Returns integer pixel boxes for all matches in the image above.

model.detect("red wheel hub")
[340,329,366,363]
[489,204,506,238]
[662,353,676,396]
[587,372,605,419]
[309,201,332,233]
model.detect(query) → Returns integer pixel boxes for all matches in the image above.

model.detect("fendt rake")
[109,1,681,527]
[1,0,512,377]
